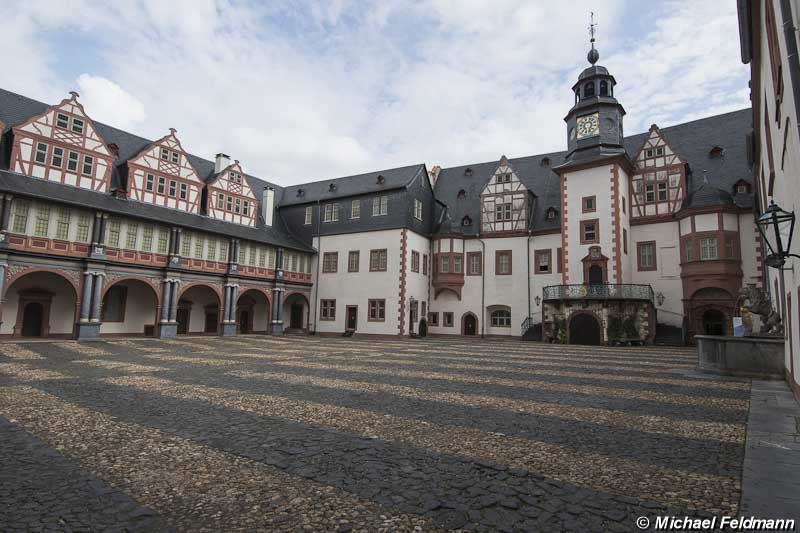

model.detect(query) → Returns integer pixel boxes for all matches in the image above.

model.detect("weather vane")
[589,12,596,48]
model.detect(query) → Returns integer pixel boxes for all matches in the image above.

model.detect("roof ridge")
[284,162,427,190]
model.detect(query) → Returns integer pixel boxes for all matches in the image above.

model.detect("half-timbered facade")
[0,31,760,345]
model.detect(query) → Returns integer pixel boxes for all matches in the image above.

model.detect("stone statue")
[740,285,784,336]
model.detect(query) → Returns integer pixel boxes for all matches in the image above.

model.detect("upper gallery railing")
[542,284,654,302]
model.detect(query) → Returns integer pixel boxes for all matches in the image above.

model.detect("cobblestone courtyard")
[0,336,750,532]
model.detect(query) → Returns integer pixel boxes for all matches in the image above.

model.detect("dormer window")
[376,174,385,184]
[599,80,608,96]
[540,157,550,167]
[584,82,595,98]
[735,180,751,194]
[497,173,512,184]
[329,183,337,192]
[462,215,472,226]
[710,146,724,158]
[464,167,473,177]
[296,188,305,197]
[546,207,557,220]
[457,189,466,199]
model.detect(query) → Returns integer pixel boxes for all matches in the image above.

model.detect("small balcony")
[543,284,654,303]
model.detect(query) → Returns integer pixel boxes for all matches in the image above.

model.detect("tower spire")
[587,12,599,65]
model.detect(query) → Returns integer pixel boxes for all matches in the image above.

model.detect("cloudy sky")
[1,0,749,185]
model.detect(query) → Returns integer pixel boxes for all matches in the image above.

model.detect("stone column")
[169,281,179,322]
[80,272,93,321]
[221,284,237,336]
[160,280,171,323]
[174,229,182,255]
[271,287,284,335]
[1,195,12,231]
[90,273,102,322]
[157,279,178,338]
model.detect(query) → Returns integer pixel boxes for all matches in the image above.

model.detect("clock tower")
[562,20,626,166]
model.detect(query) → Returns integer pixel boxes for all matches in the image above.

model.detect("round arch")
[3,266,80,300]
[567,310,603,345]
[178,281,223,302]
[99,278,160,337]
[2,269,79,338]
[283,291,310,331]
[236,288,271,334]
[434,287,462,301]
[177,284,222,335]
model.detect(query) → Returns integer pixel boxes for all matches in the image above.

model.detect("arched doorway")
[702,309,726,335]
[569,313,602,345]
[588,265,603,285]
[237,289,270,334]
[21,301,44,337]
[283,293,309,332]
[2,270,77,338]
[99,279,159,337]
[462,312,477,336]
[177,285,221,335]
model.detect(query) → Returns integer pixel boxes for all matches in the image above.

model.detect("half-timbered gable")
[126,129,203,214]
[480,156,529,233]
[630,125,686,219]
[10,92,113,192]
[207,160,259,227]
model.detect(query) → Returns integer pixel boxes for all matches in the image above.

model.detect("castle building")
[738,0,800,398]
[0,39,758,344]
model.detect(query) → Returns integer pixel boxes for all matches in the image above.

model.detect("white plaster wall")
[630,221,684,327]
[739,214,762,289]
[99,280,158,335]
[694,213,719,232]
[563,163,615,283]
[405,230,431,334]
[311,229,404,335]
[618,165,633,283]
[1,271,77,335]
[180,286,220,333]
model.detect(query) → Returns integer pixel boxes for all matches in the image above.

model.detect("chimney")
[215,153,231,174]
[262,187,275,227]
[428,165,441,185]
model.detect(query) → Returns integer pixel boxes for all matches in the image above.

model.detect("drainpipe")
[312,199,321,334]
[527,231,533,321]
[478,234,486,338]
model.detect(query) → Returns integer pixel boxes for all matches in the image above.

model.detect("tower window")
[584,82,595,98]
[599,80,608,96]
[457,189,466,199]
[461,215,472,226]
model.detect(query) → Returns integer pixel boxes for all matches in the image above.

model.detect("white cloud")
[75,74,147,130]
[0,0,749,185]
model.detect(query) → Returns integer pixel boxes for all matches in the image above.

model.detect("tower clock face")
[576,113,600,139]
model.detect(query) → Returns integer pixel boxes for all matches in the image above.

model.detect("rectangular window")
[51,146,64,168]
[141,225,154,251]
[145,174,155,191]
[157,229,169,254]
[125,223,138,249]
[195,235,204,258]
[440,255,449,273]
[411,251,420,272]
[657,182,667,201]
[12,201,30,234]
[55,207,70,240]
[320,299,336,320]
[171,151,179,164]
[351,200,360,219]
[725,238,735,259]
[82,155,93,176]
[160,147,169,160]
[700,237,718,260]
[56,113,69,129]
[428,312,439,326]
[495,202,512,221]
[220,241,229,263]
[467,252,481,275]
[107,219,121,247]
[290,253,297,271]
[202,238,214,260]
[238,243,246,264]
[168,180,177,198]
[324,204,339,222]
[645,183,655,203]
[491,310,512,327]
[304,206,313,225]
[370,249,388,271]
[267,248,275,269]
[368,299,386,321]
[535,249,552,274]
[623,228,628,254]
[414,199,423,220]
[582,196,596,213]
[35,142,48,164]
[157,176,165,194]
[76,213,91,242]
[348,250,360,272]
[217,193,225,210]
[182,233,192,257]
[226,196,233,212]
[323,252,338,273]
[637,241,656,271]
[622,196,626,214]
[235,198,241,214]
[684,239,693,261]
[243,201,250,217]
[496,250,512,275]
[453,255,462,274]
[423,254,428,275]
[179,183,188,201]
[580,220,598,244]
[67,151,79,172]
[557,247,563,273]
[373,196,388,216]
[71,118,84,134]
[443,312,454,327]
[34,204,51,237]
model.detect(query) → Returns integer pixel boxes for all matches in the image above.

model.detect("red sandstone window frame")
[580,219,599,244]
[443,312,454,327]
[322,252,338,273]
[370,249,387,272]
[428,312,439,326]
[582,195,596,213]
[534,249,552,274]
[636,241,657,271]
[320,299,336,320]
[411,250,420,272]
[495,250,512,275]
[466,251,482,275]
[348,250,359,272]
[368,299,386,321]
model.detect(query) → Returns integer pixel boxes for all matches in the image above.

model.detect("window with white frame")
[35,142,48,164]
[373,196,388,216]
[414,199,423,220]
[491,309,511,327]
[304,206,313,225]
[351,200,360,218]
[700,237,718,260]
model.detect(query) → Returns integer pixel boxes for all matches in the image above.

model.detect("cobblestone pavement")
[0,337,750,532]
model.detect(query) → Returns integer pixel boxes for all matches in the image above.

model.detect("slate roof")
[433,108,754,235]
[0,88,311,251]
[279,164,428,207]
